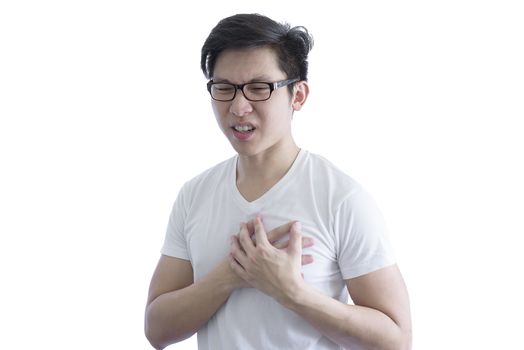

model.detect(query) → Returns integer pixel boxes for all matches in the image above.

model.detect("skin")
[145,46,412,349]
[210,47,309,201]
[145,222,314,350]
[231,216,412,350]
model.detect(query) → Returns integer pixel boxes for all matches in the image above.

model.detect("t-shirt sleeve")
[334,188,396,280]
[160,184,190,260]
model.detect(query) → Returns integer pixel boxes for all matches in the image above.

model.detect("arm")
[285,265,412,350]
[145,221,315,350]
[144,255,240,350]
[230,216,412,350]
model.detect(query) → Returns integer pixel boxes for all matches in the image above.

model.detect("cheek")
[211,101,221,116]
[266,103,293,127]
[211,103,228,125]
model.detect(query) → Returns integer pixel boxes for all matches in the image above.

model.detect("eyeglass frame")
[206,78,300,102]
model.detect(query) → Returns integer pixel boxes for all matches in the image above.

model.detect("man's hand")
[219,219,314,292]
[229,215,310,304]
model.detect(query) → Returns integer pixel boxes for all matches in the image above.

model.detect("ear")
[292,81,309,111]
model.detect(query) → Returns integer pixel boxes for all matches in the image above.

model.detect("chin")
[232,147,258,157]
[230,142,264,157]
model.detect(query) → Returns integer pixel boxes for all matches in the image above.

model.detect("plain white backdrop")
[1,1,523,349]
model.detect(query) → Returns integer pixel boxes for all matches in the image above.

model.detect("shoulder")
[301,150,363,201]
[178,155,236,200]
[187,156,234,185]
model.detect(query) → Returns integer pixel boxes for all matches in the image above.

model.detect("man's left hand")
[229,215,308,305]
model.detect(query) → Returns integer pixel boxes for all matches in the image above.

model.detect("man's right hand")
[219,220,314,290]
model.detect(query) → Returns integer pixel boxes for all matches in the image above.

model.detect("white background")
[1,1,523,349]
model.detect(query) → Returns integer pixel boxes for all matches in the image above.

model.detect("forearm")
[145,272,233,349]
[285,285,410,350]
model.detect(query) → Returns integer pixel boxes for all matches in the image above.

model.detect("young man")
[145,13,412,350]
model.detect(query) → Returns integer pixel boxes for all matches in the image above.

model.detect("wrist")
[278,278,311,310]
[217,275,237,295]
[207,259,238,295]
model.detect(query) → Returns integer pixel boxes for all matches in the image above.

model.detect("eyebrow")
[212,75,275,83]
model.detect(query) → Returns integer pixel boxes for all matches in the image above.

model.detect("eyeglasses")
[206,78,299,102]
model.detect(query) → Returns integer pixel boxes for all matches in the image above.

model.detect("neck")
[236,142,300,184]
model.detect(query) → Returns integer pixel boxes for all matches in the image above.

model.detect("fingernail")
[294,221,302,231]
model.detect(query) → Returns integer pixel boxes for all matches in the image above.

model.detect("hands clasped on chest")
[226,215,314,306]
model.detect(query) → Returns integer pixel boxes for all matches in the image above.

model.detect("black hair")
[201,14,313,93]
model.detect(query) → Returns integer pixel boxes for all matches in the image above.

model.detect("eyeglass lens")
[210,83,271,101]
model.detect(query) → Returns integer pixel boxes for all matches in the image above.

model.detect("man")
[145,13,411,350]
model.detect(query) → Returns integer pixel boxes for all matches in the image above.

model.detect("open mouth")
[233,125,256,133]
[231,124,256,140]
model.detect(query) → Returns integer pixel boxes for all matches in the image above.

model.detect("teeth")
[234,125,254,132]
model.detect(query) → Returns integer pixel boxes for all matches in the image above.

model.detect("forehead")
[213,47,284,82]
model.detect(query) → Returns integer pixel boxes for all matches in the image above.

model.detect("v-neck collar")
[229,149,306,211]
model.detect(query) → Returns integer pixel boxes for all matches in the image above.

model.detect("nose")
[229,89,253,117]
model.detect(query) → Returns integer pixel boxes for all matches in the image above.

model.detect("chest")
[183,191,343,292]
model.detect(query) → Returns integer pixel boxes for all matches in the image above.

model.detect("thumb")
[288,221,302,255]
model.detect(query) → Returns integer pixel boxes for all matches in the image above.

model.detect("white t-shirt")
[161,149,395,350]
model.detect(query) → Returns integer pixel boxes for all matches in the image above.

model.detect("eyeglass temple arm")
[273,78,300,89]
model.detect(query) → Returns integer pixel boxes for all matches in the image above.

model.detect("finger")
[302,236,314,248]
[253,215,270,247]
[272,239,288,249]
[288,221,302,255]
[246,220,255,236]
[266,221,295,244]
[230,235,248,266]
[301,254,314,265]
[247,220,257,245]
[274,236,314,250]
[238,222,255,254]
[229,253,249,280]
